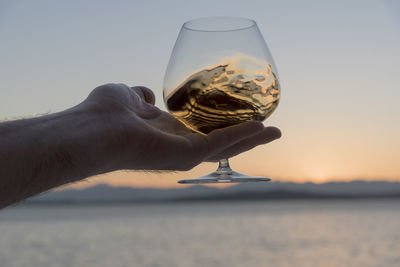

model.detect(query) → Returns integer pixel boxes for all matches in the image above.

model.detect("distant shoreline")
[20,181,400,206]
[23,192,400,206]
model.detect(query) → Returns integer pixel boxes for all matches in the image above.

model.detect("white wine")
[165,56,280,134]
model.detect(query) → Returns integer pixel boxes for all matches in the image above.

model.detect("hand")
[80,83,281,172]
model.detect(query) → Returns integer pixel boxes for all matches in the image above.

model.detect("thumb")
[131,86,156,105]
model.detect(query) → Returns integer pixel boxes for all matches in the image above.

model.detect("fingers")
[206,126,281,161]
[205,121,265,156]
[131,86,156,105]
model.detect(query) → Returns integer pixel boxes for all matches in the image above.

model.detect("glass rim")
[182,16,257,32]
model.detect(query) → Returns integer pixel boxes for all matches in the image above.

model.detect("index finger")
[206,126,281,161]
[205,121,265,156]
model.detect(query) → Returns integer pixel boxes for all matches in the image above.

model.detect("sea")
[1,200,399,267]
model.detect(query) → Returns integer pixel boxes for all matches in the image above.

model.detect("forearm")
[0,106,115,208]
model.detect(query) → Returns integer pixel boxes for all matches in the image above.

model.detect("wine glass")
[163,17,280,184]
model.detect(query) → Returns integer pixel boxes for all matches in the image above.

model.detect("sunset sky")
[0,0,399,188]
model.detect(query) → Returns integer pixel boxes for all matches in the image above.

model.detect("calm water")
[1,200,399,267]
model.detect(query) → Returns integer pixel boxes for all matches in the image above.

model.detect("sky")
[0,0,399,188]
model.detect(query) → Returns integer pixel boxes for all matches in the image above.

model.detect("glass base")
[178,171,271,184]
[178,159,271,184]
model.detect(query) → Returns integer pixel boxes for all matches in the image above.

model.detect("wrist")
[38,106,117,185]
[59,106,120,178]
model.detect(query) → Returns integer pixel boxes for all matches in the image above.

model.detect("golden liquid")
[165,59,280,134]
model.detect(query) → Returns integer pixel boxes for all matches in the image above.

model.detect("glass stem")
[216,159,233,174]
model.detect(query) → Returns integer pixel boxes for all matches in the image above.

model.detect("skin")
[0,84,281,208]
